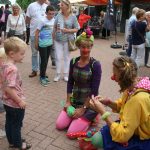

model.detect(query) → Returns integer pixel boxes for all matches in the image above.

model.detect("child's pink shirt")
[0,62,25,108]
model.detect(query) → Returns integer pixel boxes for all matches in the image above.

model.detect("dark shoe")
[119,51,127,56]
[29,71,37,78]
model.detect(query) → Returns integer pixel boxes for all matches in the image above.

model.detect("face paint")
[81,47,90,55]
[111,74,118,82]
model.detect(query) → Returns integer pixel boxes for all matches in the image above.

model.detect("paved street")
[0,33,149,150]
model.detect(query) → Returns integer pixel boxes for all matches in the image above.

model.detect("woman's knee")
[67,118,90,134]
[56,110,72,130]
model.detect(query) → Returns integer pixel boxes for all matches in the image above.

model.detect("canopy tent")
[69,0,121,5]
[70,0,150,5]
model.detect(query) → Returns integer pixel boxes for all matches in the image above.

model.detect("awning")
[70,0,121,5]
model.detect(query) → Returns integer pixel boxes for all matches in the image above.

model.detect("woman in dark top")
[131,9,149,67]
[56,28,102,135]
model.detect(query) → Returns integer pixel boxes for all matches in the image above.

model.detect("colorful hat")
[76,28,94,44]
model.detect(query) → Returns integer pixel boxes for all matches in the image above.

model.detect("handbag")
[7,29,16,37]
[68,40,78,51]
[7,15,20,38]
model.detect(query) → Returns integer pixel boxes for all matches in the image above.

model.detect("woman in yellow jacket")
[90,56,150,150]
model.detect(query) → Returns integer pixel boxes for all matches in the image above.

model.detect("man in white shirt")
[26,0,48,77]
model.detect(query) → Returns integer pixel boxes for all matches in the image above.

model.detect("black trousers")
[39,45,53,78]
[102,27,110,37]
[26,27,30,44]
[4,105,25,148]
[145,47,150,65]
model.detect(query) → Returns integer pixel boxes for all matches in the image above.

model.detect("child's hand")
[18,100,26,109]
[64,102,71,111]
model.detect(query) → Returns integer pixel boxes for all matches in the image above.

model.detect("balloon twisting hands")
[89,95,106,115]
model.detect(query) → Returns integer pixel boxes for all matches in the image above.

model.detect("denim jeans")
[131,43,145,67]
[4,105,25,148]
[30,36,39,72]
[126,35,132,57]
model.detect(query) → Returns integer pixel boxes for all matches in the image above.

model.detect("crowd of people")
[126,7,150,68]
[0,0,150,150]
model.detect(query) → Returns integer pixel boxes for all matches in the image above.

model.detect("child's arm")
[4,87,26,109]
[35,29,40,50]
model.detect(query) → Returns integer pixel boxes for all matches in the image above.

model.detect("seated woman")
[90,56,150,150]
[56,28,102,135]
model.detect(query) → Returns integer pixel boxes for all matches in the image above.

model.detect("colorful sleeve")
[110,96,141,143]
[4,66,17,87]
[113,98,123,112]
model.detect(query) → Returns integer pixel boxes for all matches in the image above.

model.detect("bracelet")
[101,111,111,120]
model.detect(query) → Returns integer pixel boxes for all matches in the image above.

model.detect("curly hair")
[113,56,138,92]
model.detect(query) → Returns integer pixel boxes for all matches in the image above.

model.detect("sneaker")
[45,76,50,84]
[146,64,150,68]
[0,129,6,138]
[64,76,68,82]
[40,78,48,87]
[54,75,61,82]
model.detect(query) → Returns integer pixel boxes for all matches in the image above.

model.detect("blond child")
[1,37,31,149]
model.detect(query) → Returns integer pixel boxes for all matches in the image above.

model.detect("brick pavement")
[0,34,149,150]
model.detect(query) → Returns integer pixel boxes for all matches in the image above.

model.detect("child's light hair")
[0,47,7,59]
[4,37,27,55]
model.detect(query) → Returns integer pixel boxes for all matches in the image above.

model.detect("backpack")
[72,56,97,73]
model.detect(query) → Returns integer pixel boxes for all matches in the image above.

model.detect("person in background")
[90,56,150,150]
[126,7,139,57]
[56,29,101,135]
[26,0,48,78]
[76,7,91,36]
[6,3,26,40]
[53,0,79,82]
[100,11,110,39]
[131,9,149,68]
[145,11,150,67]
[35,5,55,86]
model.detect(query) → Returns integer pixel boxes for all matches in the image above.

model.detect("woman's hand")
[89,96,106,115]
[72,107,86,118]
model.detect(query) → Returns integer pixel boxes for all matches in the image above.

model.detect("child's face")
[46,10,55,20]
[12,48,26,63]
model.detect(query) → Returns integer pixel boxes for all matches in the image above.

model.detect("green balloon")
[67,106,75,117]
[91,132,103,148]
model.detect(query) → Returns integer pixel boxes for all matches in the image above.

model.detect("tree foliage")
[16,0,34,10]
[0,0,11,5]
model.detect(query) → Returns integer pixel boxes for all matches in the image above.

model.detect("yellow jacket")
[110,89,150,143]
